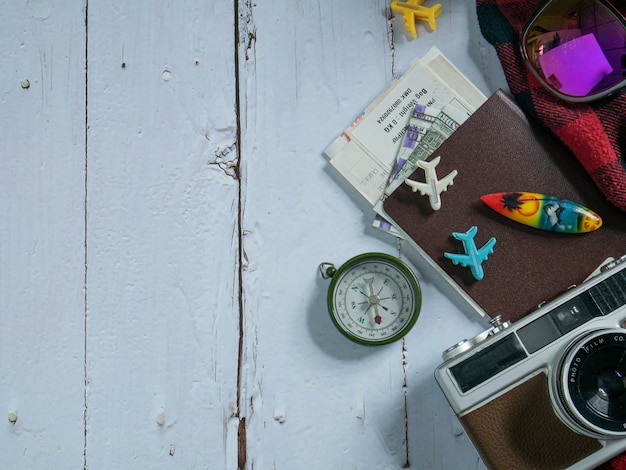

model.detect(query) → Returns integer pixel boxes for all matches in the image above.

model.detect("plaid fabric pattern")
[476,0,626,212]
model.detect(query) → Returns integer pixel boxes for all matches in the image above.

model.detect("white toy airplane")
[444,226,496,281]
[404,156,458,211]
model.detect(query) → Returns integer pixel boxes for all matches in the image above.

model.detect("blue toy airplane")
[444,226,496,281]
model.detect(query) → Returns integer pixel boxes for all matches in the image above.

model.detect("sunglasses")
[521,0,626,102]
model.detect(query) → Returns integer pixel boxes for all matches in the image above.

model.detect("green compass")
[320,253,422,345]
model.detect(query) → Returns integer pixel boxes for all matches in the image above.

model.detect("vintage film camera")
[435,255,626,470]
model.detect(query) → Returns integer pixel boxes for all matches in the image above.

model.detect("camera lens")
[554,329,626,437]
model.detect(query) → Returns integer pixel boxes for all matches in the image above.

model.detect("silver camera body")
[435,256,626,470]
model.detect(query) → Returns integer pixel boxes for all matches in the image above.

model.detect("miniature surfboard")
[480,192,602,234]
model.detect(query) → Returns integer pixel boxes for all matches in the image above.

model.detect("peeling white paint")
[156,408,165,427]
[273,408,286,424]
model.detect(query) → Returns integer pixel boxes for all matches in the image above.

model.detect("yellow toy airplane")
[390,0,442,39]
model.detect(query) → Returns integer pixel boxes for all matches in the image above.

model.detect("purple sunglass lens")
[524,0,626,98]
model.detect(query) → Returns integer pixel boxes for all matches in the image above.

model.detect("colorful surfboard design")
[480,192,602,234]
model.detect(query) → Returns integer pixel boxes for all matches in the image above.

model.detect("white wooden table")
[1,1,509,468]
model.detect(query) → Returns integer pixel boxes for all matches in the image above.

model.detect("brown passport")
[381,89,626,323]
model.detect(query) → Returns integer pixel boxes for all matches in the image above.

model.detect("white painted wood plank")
[0,1,86,468]
[85,1,241,468]
[238,0,503,468]
[238,0,419,468]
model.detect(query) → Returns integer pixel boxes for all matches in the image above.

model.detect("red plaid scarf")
[476,0,626,212]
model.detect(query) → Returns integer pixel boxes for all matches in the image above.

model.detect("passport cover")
[381,89,626,323]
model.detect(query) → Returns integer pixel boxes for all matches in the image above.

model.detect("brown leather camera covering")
[460,373,601,469]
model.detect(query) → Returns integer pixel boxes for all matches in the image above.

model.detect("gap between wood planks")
[234,0,249,468]
[83,2,90,468]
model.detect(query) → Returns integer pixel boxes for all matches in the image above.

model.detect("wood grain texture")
[0,1,86,468]
[1,0,509,468]
[85,1,240,468]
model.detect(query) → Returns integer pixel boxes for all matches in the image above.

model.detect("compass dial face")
[328,254,421,345]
